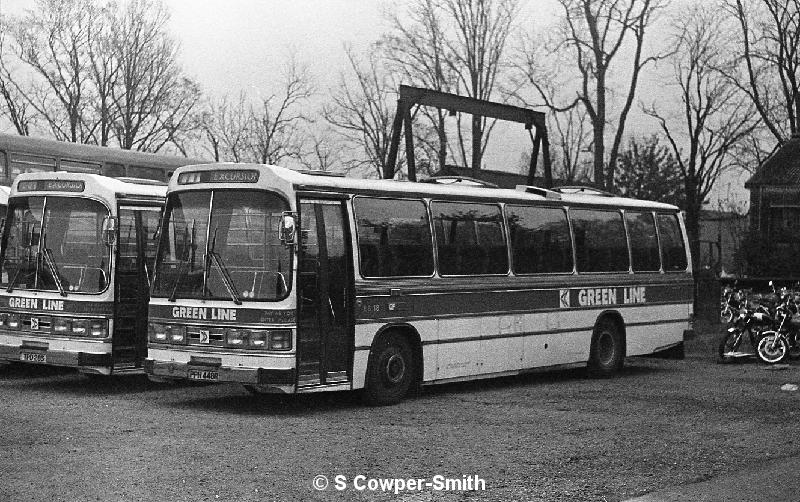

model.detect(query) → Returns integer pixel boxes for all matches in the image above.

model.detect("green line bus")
[145,163,694,404]
[0,172,166,375]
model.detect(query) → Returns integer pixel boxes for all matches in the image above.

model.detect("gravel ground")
[2,322,800,502]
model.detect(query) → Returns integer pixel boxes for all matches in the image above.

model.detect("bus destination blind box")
[177,170,260,185]
[17,180,85,192]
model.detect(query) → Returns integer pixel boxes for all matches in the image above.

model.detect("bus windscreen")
[2,196,111,294]
[152,190,292,301]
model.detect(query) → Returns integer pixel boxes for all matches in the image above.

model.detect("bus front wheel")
[363,333,415,406]
[588,318,625,376]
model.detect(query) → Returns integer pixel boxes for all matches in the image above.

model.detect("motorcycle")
[720,284,745,324]
[756,287,800,364]
[718,299,773,363]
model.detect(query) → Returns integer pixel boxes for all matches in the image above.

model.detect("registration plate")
[20,352,46,363]
[188,369,219,381]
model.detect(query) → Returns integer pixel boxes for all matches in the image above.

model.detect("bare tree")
[383,0,517,175]
[724,0,800,143]
[299,129,341,172]
[199,93,251,162]
[0,29,33,135]
[518,0,667,190]
[2,0,95,142]
[445,0,517,175]
[107,0,200,152]
[0,0,199,154]
[383,0,458,172]
[323,46,404,178]
[643,6,760,267]
[199,58,313,166]
[84,1,117,146]
[245,58,313,165]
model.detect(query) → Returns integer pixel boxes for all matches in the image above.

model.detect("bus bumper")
[144,349,296,391]
[0,334,113,373]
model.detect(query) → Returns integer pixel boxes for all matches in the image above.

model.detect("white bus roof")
[10,171,167,206]
[0,133,203,170]
[169,163,680,211]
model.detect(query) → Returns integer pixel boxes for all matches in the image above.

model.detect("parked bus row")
[0,134,199,374]
[0,151,694,404]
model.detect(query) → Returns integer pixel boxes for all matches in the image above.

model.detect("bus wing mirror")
[279,212,297,246]
[102,216,117,247]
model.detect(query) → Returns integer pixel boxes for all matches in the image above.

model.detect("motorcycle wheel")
[717,330,743,363]
[756,332,789,364]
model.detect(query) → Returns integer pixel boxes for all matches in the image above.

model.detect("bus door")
[296,197,352,386]
[114,205,161,369]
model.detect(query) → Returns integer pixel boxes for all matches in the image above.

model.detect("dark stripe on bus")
[352,317,691,351]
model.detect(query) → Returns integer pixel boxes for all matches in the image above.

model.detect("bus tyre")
[363,333,415,406]
[588,318,624,376]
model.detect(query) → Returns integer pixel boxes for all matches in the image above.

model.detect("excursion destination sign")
[17,180,85,192]
[177,169,260,185]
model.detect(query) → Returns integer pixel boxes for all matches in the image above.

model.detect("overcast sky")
[0,0,750,206]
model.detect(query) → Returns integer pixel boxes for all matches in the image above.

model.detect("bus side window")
[507,205,573,274]
[127,165,163,181]
[626,211,660,272]
[432,201,507,276]
[9,153,56,177]
[60,159,101,174]
[0,150,8,184]
[657,213,688,271]
[103,163,125,178]
[353,197,433,278]
[570,208,629,273]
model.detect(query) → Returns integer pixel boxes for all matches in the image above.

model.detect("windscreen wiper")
[206,229,241,305]
[41,248,67,297]
[5,260,25,293]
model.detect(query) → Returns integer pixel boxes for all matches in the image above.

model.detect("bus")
[0,172,166,375]
[144,163,694,404]
[0,132,203,184]
[0,185,9,221]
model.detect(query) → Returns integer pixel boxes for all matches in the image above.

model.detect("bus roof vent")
[552,185,615,197]
[114,177,167,186]
[420,176,499,188]
[515,185,562,200]
[295,169,346,177]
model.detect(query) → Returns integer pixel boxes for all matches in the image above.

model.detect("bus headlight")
[53,317,70,333]
[148,322,168,343]
[249,330,268,348]
[268,330,292,350]
[226,329,248,347]
[7,313,20,330]
[168,325,186,344]
[71,319,88,335]
[89,320,108,338]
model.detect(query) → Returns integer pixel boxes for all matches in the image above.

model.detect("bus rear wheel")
[363,333,415,406]
[588,318,624,376]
